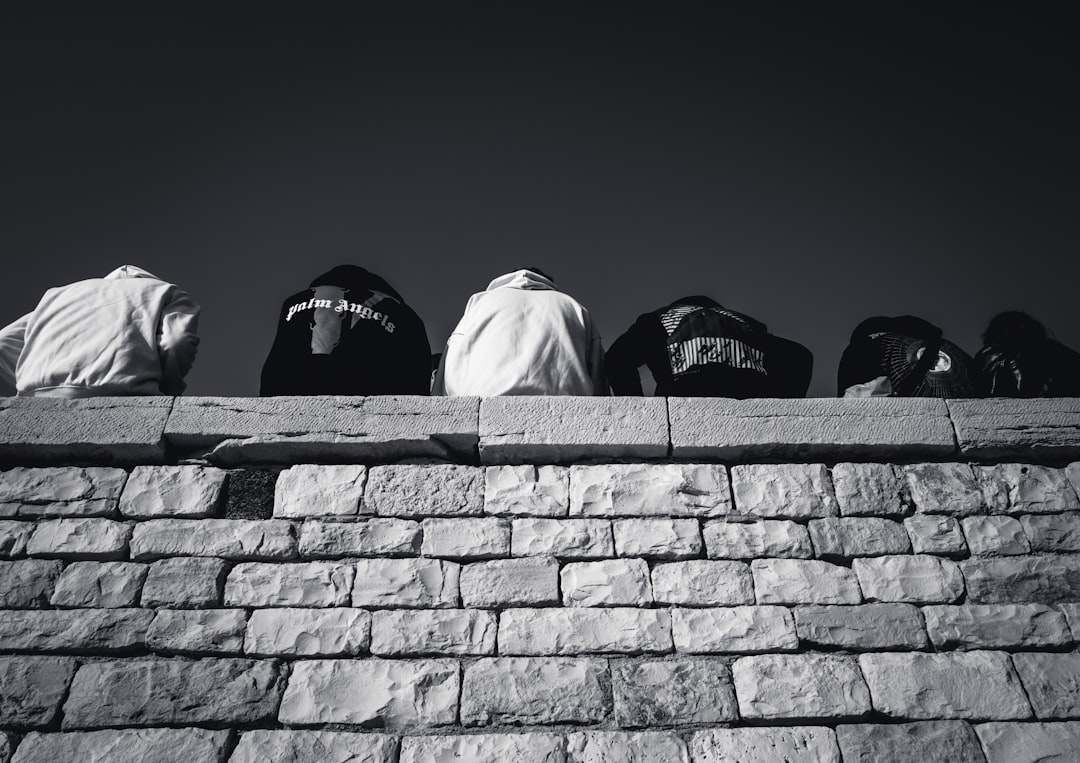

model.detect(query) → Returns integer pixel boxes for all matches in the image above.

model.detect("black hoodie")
[260,266,431,396]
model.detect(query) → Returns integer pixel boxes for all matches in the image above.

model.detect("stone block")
[808,517,911,559]
[732,654,870,720]
[961,515,1031,555]
[612,658,737,725]
[703,519,812,559]
[731,463,837,519]
[1061,604,1080,640]
[0,733,8,763]
[569,464,729,518]
[962,555,1080,604]
[460,657,610,725]
[562,559,652,606]
[62,658,284,728]
[224,469,275,519]
[1012,652,1080,719]
[118,465,226,518]
[904,514,968,556]
[479,396,668,463]
[923,604,1071,649]
[511,518,613,558]
[0,466,127,517]
[612,518,701,559]
[669,397,955,460]
[353,558,459,608]
[948,397,1080,459]
[0,396,170,463]
[165,395,480,464]
[245,608,370,656]
[976,721,1080,763]
[421,517,510,559]
[231,731,397,763]
[298,518,420,557]
[140,557,227,608]
[853,555,963,603]
[460,557,558,607]
[50,561,146,607]
[835,722,984,763]
[0,656,76,729]
[499,607,672,655]
[129,518,295,561]
[566,731,689,763]
[905,463,985,516]
[147,609,247,654]
[650,560,754,606]
[27,518,130,560]
[1070,461,1080,498]
[0,521,32,558]
[10,729,232,763]
[977,463,1080,514]
[370,609,496,656]
[1021,513,1080,552]
[278,659,458,727]
[794,603,928,649]
[0,609,152,652]
[484,465,569,517]
[752,559,862,604]
[859,651,1031,720]
[225,562,354,607]
[689,727,841,763]
[400,734,563,763]
[273,464,367,517]
[832,462,908,517]
[672,606,797,653]
[0,559,63,607]
[365,465,483,517]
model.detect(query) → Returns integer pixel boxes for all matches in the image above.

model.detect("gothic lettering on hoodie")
[285,293,397,346]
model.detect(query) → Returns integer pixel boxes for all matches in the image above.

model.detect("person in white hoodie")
[433,268,606,396]
[0,265,200,398]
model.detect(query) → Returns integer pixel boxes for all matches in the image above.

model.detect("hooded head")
[309,265,404,303]
[983,311,1049,350]
[104,265,161,281]
[486,268,558,291]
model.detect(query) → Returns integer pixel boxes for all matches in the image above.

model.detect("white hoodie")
[0,265,200,397]
[433,269,606,396]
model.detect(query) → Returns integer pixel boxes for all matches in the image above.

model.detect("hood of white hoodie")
[485,269,557,292]
[104,265,162,281]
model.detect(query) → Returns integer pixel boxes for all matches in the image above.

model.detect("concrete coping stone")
[949,398,1080,460]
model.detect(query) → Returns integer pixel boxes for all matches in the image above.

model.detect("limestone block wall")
[1,396,1080,762]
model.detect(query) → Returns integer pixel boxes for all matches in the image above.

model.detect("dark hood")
[309,265,404,303]
[664,295,768,334]
[850,315,943,343]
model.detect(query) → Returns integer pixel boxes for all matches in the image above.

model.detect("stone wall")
[1,395,1079,762]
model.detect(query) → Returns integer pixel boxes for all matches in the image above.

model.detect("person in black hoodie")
[605,296,812,397]
[975,311,1080,397]
[260,265,431,396]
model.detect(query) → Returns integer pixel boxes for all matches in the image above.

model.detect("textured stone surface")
[223,470,275,519]
[273,464,366,517]
[147,609,247,654]
[0,521,32,558]
[733,654,870,720]
[130,518,295,560]
[689,727,840,763]
[703,519,812,558]
[459,557,558,607]
[1012,652,1080,719]
[1020,513,1080,552]
[499,607,672,655]
[904,514,968,556]
[566,731,689,763]
[1070,461,1080,499]
[460,657,610,725]
[673,606,798,653]
[165,395,480,463]
[511,518,613,558]
[650,560,754,606]
[353,558,459,608]
[612,518,701,559]
[794,603,928,649]
[27,518,130,560]
[977,463,1080,514]
[570,464,729,517]
[832,462,907,517]
[905,462,985,516]
[371,609,496,656]
[0,609,152,652]
[421,517,510,558]
[245,608,370,656]
[62,658,283,728]
[10,729,232,763]
[669,397,955,460]
[298,518,420,557]
[924,604,1071,649]
[561,559,652,606]
[853,555,963,603]
[0,656,76,728]
[612,658,736,725]
[1062,603,1080,639]
[484,465,570,517]
[807,517,911,558]
[225,562,354,607]
[859,651,1031,720]
[401,733,563,763]
[0,559,63,607]
[365,465,483,517]
[835,722,984,763]
[976,721,1080,763]
[231,730,397,763]
[479,396,668,463]
[962,555,1080,603]
[949,397,1080,458]
[278,659,458,727]
[50,561,146,607]
[961,515,1031,555]
[118,465,226,518]
[0,467,127,517]
[731,463,837,519]
[140,556,227,608]
[752,559,862,604]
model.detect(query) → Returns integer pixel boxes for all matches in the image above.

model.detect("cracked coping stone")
[164,396,480,465]
[669,397,956,461]
[0,396,171,464]
[949,398,1080,459]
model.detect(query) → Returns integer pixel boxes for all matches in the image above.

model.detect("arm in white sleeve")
[157,288,201,395]
[0,312,31,393]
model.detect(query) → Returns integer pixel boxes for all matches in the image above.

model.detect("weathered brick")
[562,559,652,606]
[836,722,984,763]
[0,521,32,558]
[689,727,840,763]
[832,462,908,517]
[401,733,563,763]
[1021,513,1080,552]
[118,465,226,518]
[569,464,730,517]
[752,559,862,604]
[232,731,397,763]
[147,609,247,655]
[1012,652,1080,719]
[673,606,797,653]
[651,560,754,606]
[567,731,689,763]
[924,604,1071,649]
[511,518,613,558]
[731,463,837,519]
[371,609,496,656]
[353,558,459,608]
[977,463,1080,515]
[859,651,1031,720]
[10,729,232,763]
[0,656,76,729]
[485,465,569,517]
[421,518,510,559]
[365,465,483,517]
[140,557,227,608]
[794,603,928,649]
[853,555,963,603]
[278,659,458,727]
[298,518,420,557]
[460,557,558,607]
[460,657,610,725]
[961,515,1030,555]
[272,464,367,518]
[703,519,812,559]
[50,561,146,607]
[129,519,295,561]
[0,559,63,607]
[808,517,911,559]
[27,518,130,560]
[499,608,672,655]
[0,609,151,652]
[225,562,354,607]
[612,658,735,726]
[904,463,985,516]
[0,467,127,518]
[904,514,968,556]
[962,555,1080,604]
[245,608,370,656]
[612,518,701,559]
[732,654,870,720]
[62,658,284,728]
[976,721,1080,763]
